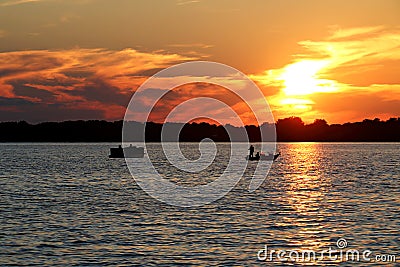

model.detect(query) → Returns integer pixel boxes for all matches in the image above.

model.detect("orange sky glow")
[0,0,399,124]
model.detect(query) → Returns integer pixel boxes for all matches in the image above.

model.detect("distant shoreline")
[0,117,399,142]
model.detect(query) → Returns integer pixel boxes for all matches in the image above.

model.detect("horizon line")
[2,116,399,127]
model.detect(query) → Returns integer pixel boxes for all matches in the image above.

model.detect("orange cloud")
[146,83,258,125]
[0,48,193,122]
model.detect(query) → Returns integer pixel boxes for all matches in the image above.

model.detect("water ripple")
[0,143,399,266]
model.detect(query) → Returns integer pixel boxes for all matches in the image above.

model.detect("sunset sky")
[0,0,399,124]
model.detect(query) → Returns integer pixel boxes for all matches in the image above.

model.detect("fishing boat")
[109,145,144,158]
[246,152,280,161]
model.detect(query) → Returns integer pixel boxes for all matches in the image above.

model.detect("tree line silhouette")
[0,117,399,142]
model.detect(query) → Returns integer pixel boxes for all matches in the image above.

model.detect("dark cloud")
[12,83,55,101]
[131,68,165,77]
[0,96,35,106]
[61,70,95,79]
[66,77,130,106]
[0,97,104,122]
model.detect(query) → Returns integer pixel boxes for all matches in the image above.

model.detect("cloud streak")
[0,0,43,7]
[0,48,193,122]
[251,25,400,123]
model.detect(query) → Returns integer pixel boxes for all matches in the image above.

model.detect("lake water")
[0,143,399,266]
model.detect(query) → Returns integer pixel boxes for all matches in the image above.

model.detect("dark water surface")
[0,143,399,266]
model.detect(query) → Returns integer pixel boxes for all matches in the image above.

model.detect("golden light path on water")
[281,143,332,252]
[264,143,399,265]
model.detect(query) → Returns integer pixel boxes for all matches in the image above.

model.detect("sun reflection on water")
[277,143,333,251]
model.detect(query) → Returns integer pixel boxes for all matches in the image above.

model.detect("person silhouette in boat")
[249,145,255,158]
[255,152,260,160]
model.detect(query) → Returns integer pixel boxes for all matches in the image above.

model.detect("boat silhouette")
[246,152,280,161]
[109,145,144,158]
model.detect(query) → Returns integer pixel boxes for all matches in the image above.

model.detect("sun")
[279,60,337,96]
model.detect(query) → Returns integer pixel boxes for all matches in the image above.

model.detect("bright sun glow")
[279,60,337,96]
[280,98,314,111]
